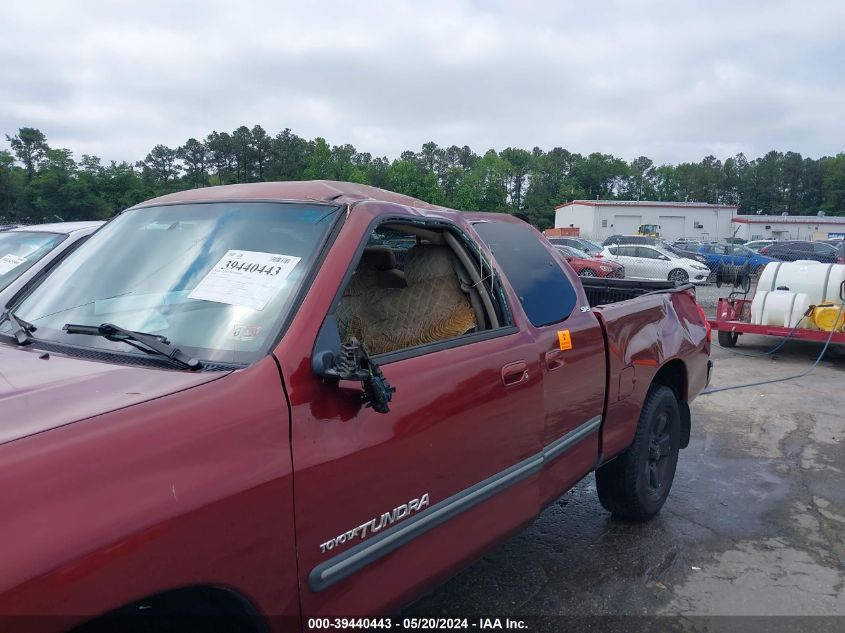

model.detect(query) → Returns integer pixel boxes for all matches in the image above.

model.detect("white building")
[554,200,737,242]
[731,214,845,241]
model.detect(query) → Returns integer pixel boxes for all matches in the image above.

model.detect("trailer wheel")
[595,385,680,521]
[718,330,738,347]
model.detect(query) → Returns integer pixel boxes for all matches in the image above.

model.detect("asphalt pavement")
[403,334,845,627]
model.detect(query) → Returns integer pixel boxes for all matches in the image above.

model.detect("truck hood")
[0,344,226,446]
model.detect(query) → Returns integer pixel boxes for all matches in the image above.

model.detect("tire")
[579,268,597,277]
[668,268,689,283]
[718,330,738,347]
[595,385,681,521]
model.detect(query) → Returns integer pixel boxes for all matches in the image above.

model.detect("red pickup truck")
[0,181,710,631]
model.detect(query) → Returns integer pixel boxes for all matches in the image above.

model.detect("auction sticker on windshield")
[0,254,26,275]
[188,250,301,311]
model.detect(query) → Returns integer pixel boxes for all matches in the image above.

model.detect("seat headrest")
[361,246,397,271]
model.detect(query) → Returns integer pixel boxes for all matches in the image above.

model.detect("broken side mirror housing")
[312,315,396,414]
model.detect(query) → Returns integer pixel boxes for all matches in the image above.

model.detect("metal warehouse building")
[731,214,845,241]
[554,200,737,242]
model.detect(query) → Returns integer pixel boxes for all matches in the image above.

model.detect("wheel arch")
[73,585,268,633]
[650,358,690,449]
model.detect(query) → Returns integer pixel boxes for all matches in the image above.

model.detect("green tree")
[205,131,235,184]
[136,144,182,189]
[303,138,333,180]
[249,125,271,180]
[627,156,656,201]
[3,122,843,226]
[822,153,845,214]
[499,147,532,212]
[268,128,310,180]
[0,150,25,220]
[570,153,628,200]
[178,138,209,189]
[232,126,255,182]
[6,127,49,182]
[385,159,443,204]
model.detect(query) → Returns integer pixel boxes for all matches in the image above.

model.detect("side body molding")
[309,415,602,592]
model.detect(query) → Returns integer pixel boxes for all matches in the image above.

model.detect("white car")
[600,244,710,284]
[744,239,777,253]
[0,221,104,307]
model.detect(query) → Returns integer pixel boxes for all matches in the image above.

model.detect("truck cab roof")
[135,180,446,212]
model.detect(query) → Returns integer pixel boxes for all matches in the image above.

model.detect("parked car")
[697,243,777,275]
[0,181,710,625]
[602,234,662,247]
[547,236,603,256]
[672,238,703,248]
[602,235,701,262]
[759,240,838,263]
[0,221,104,305]
[554,245,625,278]
[744,239,777,253]
[601,244,711,283]
[836,240,844,265]
[667,243,709,264]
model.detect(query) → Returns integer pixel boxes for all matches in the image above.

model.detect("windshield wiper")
[1,309,37,345]
[62,322,203,370]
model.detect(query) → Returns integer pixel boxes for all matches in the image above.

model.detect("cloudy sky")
[2,0,843,165]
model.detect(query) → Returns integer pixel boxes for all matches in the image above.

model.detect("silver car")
[0,221,104,306]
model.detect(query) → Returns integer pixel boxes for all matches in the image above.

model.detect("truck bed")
[580,277,678,307]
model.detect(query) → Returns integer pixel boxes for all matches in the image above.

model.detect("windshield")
[1,202,340,366]
[0,231,67,292]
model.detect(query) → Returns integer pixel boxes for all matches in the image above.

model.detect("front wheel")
[718,330,739,347]
[595,385,681,521]
[579,268,597,277]
[668,268,689,283]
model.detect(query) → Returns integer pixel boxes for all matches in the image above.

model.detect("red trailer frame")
[709,297,845,347]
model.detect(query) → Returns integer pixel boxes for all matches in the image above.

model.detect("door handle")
[501,361,529,386]
[544,349,565,371]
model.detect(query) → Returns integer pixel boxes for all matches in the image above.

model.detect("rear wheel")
[718,330,739,347]
[668,268,689,283]
[579,268,597,277]
[596,385,681,521]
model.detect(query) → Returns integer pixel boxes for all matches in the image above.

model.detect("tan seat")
[336,244,477,355]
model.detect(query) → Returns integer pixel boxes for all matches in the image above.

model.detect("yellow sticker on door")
[557,329,572,351]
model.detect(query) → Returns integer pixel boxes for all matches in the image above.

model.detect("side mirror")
[660,255,670,261]
[312,316,395,414]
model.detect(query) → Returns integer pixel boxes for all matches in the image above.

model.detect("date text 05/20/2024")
[307,618,528,630]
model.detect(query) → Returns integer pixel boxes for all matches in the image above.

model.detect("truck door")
[283,218,545,616]
[472,221,607,508]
